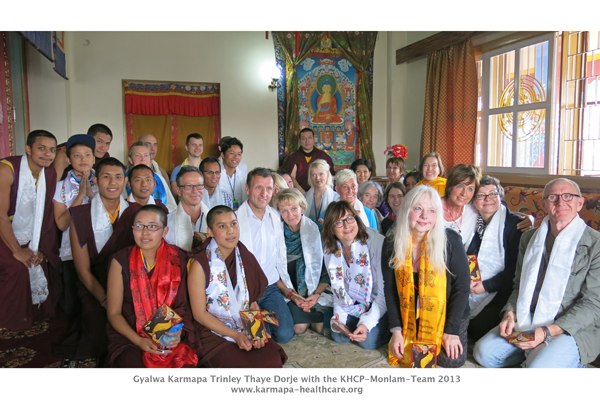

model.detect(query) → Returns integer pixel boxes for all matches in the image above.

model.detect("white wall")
[24,31,433,175]
[26,44,69,143]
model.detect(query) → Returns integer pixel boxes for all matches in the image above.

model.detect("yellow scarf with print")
[388,241,447,367]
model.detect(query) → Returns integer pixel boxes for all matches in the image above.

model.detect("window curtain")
[421,39,478,167]
[124,81,220,174]
[330,32,378,171]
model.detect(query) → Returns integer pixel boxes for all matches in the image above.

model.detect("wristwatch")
[541,326,552,344]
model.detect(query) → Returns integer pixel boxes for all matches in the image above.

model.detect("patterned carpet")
[280,329,481,368]
[0,315,96,368]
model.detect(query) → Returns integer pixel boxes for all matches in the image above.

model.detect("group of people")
[1,126,598,369]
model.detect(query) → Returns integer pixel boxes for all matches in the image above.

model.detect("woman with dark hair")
[321,201,389,349]
[466,176,523,341]
[403,170,422,192]
[382,185,470,368]
[441,164,482,246]
[350,158,372,186]
[416,152,446,197]
[106,205,198,367]
[380,182,407,236]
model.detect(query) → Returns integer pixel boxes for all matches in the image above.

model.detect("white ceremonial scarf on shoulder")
[353,198,370,228]
[127,193,156,205]
[12,155,46,249]
[469,205,507,318]
[165,202,208,251]
[279,216,332,307]
[152,167,177,214]
[204,238,249,342]
[90,193,129,254]
[305,186,338,222]
[516,215,587,330]
[460,204,478,248]
[325,239,373,326]
[202,188,223,209]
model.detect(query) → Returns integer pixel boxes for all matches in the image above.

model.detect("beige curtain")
[421,40,478,168]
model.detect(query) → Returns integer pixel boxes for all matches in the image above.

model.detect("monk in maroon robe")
[69,157,134,364]
[282,128,335,191]
[0,130,60,331]
[188,206,287,367]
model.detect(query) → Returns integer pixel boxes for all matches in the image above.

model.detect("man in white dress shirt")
[236,167,294,344]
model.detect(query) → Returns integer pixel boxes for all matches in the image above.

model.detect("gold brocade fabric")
[388,243,447,367]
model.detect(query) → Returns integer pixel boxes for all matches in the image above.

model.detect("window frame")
[479,32,556,176]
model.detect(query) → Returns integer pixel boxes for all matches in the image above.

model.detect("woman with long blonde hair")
[382,185,470,368]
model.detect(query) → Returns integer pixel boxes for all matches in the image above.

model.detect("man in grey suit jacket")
[474,178,600,367]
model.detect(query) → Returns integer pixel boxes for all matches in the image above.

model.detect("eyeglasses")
[334,215,357,228]
[202,170,221,176]
[475,192,499,201]
[543,193,581,202]
[179,184,205,192]
[132,223,163,232]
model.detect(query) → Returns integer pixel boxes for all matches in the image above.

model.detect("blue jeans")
[474,326,584,368]
[331,314,390,350]
[258,284,294,344]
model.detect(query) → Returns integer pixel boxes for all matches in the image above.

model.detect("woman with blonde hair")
[273,188,332,336]
[305,159,339,230]
[382,185,470,367]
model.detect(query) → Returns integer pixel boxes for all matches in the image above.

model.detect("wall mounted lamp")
[268,77,281,91]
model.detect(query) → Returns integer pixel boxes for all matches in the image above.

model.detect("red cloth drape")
[124,93,220,117]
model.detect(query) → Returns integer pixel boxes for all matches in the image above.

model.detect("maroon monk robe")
[190,239,288,368]
[107,245,197,367]
[68,201,137,362]
[0,155,60,331]
[282,147,335,191]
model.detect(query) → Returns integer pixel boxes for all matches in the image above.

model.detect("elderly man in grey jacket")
[474,178,600,368]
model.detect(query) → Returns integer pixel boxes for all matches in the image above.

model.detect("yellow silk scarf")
[417,177,447,198]
[388,242,447,367]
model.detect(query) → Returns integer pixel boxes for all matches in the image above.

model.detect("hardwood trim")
[395,31,483,65]
[493,173,600,194]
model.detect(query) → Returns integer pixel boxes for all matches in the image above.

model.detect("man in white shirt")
[217,137,248,210]
[200,156,233,210]
[165,166,209,252]
[236,167,294,344]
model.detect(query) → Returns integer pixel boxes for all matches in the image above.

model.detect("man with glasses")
[199,157,233,210]
[165,166,209,252]
[475,178,600,368]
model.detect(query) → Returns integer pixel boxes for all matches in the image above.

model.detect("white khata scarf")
[469,205,506,318]
[516,215,587,330]
[166,202,208,252]
[90,193,129,253]
[325,239,373,324]
[11,156,48,304]
[127,193,156,205]
[205,238,249,342]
